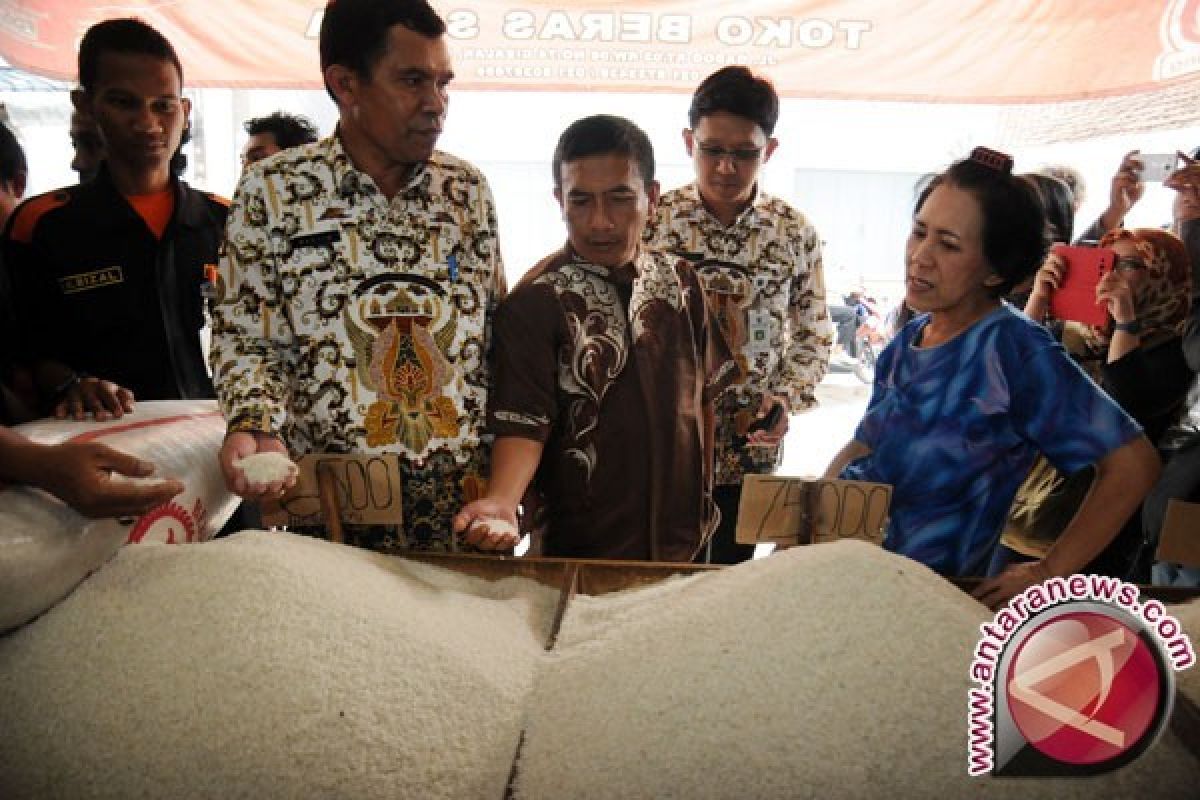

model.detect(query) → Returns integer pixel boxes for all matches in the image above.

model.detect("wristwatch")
[1113,319,1142,334]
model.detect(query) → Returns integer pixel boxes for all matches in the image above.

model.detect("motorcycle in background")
[828,291,890,383]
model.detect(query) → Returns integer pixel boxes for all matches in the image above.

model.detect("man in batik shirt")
[454,115,737,561]
[211,0,505,550]
[646,66,833,564]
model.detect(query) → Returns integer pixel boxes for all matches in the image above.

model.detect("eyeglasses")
[1113,256,1147,273]
[696,144,763,163]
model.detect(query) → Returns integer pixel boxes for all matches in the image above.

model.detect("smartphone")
[747,402,785,435]
[736,401,786,448]
[1137,152,1177,182]
[1048,245,1115,327]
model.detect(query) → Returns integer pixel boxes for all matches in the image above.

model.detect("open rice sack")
[0,531,558,800]
[513,540,1199,799]
[0,400,238,631]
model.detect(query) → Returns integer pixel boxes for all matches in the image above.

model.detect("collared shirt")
[646,182,833,486]
[487,246,737,562]
[2,166,228,401]
[211,135,506,548]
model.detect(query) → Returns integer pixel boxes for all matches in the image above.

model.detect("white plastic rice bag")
[0,400,238,631]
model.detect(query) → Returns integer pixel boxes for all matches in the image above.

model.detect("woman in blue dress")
[824,148,1160,609]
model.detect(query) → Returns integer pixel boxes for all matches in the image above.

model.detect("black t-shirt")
[2,167,228,401]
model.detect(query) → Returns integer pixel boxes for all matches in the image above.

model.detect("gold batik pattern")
[210,135,506,548]
[645,182,833,486]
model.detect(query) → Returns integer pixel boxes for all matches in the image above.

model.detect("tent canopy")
[0,1,1197,102]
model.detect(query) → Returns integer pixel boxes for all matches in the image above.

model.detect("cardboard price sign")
[261,454,403,528]
[1156,499,1200,568]
[734,475,891,547]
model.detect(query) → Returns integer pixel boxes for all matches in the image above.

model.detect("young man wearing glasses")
[645,66,833,564]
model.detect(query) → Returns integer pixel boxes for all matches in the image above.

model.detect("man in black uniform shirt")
[0,118,180,517]
[2,18,228,418]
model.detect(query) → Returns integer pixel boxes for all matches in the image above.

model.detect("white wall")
[4,85,1198,303]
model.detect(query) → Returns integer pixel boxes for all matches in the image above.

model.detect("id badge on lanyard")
[746,309,775,356]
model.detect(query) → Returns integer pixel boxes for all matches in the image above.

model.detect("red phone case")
[1048,245,1115,327]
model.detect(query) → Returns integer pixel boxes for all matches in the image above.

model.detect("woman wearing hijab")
[999,228,1194,581]
[824,148,1160,609]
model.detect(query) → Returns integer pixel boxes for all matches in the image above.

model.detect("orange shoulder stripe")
[205,192,231,208]
[8,190,71,244]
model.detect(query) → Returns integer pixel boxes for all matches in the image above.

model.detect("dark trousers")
[698,484,757,565]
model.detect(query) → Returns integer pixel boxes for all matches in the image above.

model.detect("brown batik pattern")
[533,251,685,485]
[646,182,833,486]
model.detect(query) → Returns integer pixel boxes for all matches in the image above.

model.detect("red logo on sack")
[127,500,198,544]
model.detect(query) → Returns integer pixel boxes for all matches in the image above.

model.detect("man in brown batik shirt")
[454,115,737,561]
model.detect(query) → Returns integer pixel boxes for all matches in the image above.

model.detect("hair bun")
[969,146,1014,174]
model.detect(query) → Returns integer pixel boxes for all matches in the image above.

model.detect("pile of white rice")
[1,535,1196,799]
[513,541,1200,799]
[0,531,558,799]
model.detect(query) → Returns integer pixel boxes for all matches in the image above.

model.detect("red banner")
[0,0,1197,102]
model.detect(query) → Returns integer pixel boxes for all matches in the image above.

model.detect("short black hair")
[0,121,27,187]
[552,115,655,191]
[1022,173,1075,245]
[243,112,320,150]
[319,0,445,103]
[688,66,779,136]
[78,18,183,93]
[916,152,1047,297]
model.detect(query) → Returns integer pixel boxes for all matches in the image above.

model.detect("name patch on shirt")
[58,266,123,294]
[290,228,342,249]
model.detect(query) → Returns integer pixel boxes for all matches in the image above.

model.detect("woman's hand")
[1096,269,1140,363]
[1095,269,1136,326]
[1023,252,1065,321]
